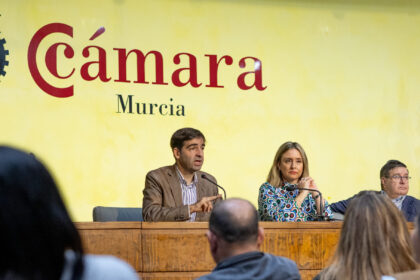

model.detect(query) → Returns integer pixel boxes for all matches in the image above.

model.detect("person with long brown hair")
[258,141,332,222]
[384,213,420,279]
[316,191,418,280]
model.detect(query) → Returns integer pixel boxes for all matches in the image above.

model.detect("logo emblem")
[0,33,8,77]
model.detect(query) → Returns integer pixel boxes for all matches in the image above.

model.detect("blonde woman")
[258,141,332,221]
[316,191,418,280]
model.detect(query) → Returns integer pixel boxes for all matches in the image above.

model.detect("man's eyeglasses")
[387,175,411,182]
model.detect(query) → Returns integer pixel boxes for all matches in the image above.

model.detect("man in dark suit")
[142,128,221,222]
[198,198,300,280]
[331,160,420,222]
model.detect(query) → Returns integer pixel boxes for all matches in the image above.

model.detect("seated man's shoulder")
[405,195,420,208]
[199,253,300,280]
[147,165,174,177]
[409,195,420,203]
[257,253,300,279]
[264,253,299,270]
[330,194,358,214]
[406,195,419,201]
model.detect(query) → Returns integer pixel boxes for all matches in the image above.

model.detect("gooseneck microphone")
[201,174,226,200]
[285,185,327,221]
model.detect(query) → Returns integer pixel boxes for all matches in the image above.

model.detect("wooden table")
[76,221,347,280]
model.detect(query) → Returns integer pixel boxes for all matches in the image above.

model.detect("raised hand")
[190,195,222,213]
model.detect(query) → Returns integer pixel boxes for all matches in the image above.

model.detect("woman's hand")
[300,177,320,199]
[296,177,324,216]
[308,178,319,197]
[298,177,311,190]
[295,177,310,207]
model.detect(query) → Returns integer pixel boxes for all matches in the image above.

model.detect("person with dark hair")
[142,128,221,221]
[315,191,417,280]
[330,160,420,221]
[0,146,138,280]
[198,198,301,280]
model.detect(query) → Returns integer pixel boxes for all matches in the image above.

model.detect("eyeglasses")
[387,175,411,181]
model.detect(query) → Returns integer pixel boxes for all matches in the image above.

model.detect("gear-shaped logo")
[0,35,9,76]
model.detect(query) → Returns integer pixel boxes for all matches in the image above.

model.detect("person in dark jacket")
[197,198,301,280]
[330,160,420,222]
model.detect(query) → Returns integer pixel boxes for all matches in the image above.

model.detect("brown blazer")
[142,165,219,222]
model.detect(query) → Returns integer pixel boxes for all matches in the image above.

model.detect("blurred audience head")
[413,214,420,263]
[206,198,264,263]
[321,191,417,280]
[0,146,83,279]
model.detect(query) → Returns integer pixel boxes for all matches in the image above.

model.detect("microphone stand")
[201,174,226,200]
[285,185,327,221]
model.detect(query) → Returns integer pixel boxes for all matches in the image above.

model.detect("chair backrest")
[92,206,143,222]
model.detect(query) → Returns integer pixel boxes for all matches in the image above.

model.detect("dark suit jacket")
[197,251,301,280]
[330,195,420,222]
[142,165,219,222]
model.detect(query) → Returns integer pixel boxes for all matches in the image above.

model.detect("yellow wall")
[1,0,419,221]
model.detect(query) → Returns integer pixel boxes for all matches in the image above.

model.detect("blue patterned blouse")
[258,182,333,222]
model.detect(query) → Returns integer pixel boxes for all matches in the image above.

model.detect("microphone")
[285,185,297,192]
[201,174,226,200]
[285,185,327,221]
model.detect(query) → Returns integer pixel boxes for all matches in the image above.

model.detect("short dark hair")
[209,198,259,244]
[0,146,84,279]
[380,160,407,190]
[170,127,205,151]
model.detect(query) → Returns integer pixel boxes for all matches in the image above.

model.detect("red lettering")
[28,23,267,97]
[28,23,74,98]
[114,48,167,85]
[172,53,201,88]
[45,43,75,79]
[237,57,266,91]
[80,46,111,82]
[205,54,233,88]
